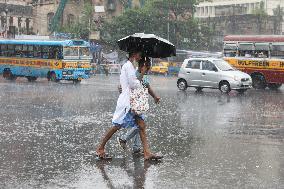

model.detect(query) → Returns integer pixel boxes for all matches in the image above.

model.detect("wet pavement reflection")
[0,75,283,188]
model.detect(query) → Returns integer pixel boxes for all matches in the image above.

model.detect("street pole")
[4,0,8,38]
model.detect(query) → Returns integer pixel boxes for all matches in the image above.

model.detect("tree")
[252,1,268,34]
[273,5,284,34]
[100,0,215,51]
[58,1,94,39]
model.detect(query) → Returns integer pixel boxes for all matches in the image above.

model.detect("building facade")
[31,0,85,36]
[195,0,284,17]
[195,0,284,49]
[0,0,33,37]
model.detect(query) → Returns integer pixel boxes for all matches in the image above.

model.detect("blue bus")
[0,39,92,83]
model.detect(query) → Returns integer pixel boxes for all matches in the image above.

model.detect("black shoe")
[117,137,126,150]
[133,148,142,154]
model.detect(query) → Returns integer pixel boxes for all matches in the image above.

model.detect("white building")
[195,0,284,18]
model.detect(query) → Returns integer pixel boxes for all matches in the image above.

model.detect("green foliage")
[252,1,268,34]
[252,1,267,17]
[273,5,284,21]
[58,2,93,39]
[100,0,215,51]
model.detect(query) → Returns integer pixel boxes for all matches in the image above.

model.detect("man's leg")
[96,126,120,157]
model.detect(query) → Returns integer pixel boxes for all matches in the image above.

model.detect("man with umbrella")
[96,50,162,160]
[96,33,175,160]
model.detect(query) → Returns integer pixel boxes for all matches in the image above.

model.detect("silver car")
[177,58,252,93]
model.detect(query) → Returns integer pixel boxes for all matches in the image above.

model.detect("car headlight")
[234,76,241,81]
[62,71,67,75]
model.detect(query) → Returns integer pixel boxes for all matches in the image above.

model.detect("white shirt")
[112,60,140,124]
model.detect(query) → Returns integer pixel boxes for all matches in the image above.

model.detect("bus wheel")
[26,76,37,82]
[267,83,282,90]
[49,72,59,82]
[73,79,81,84]
[3,70,17,80]
[251,74,266,89]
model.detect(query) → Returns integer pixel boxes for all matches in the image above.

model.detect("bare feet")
[144,153,163,161]
[96,148,106,157]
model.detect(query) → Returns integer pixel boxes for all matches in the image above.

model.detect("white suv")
[177,58,252,93]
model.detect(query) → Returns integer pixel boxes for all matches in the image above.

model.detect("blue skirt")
[113,111,145,129]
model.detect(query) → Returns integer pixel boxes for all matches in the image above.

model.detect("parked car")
[177,58,252,93]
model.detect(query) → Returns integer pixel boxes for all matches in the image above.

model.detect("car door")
[183,59,202,86]
[200,60,219,88]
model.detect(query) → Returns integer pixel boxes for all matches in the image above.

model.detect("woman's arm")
[148,85,160,104]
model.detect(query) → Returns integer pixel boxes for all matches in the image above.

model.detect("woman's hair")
[138,57,151,68]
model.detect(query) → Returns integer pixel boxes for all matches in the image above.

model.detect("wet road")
[0,75,283,189]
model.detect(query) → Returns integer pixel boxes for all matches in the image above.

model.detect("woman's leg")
[96,126,120,156]
[132,132,141,152]
[135,117,152,158]
[121,127,139,141]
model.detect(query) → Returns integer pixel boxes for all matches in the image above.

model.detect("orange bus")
[223,35,284,89]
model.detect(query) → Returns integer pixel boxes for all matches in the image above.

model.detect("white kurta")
[112,60,140,125]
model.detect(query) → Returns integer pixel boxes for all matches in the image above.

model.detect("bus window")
[42,46,49,59]
[0,44,7,56]
[254,43,269,58]
[271,44,284,59]
[49,46,62,59]
[79,47,91,58]
[64,47,79,59]
[238,43,254,57]
[22,45,28,57]
[33,45,41,58]
[7,45,15,57]
[223,43,237,57]
[15,45,22,57]
[27,45,34,58]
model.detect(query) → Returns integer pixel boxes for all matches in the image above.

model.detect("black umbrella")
[117,33,176,58]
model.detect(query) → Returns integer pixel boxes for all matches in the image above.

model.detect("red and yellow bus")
[223,35,284,89]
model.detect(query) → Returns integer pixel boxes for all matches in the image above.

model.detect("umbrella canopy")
[117,33,176,58]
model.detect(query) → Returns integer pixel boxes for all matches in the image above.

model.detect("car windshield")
[212,59,235,71]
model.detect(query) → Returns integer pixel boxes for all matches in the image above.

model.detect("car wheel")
[236,89,247,94]
[177,79,187,91]
[251,74,266,89]
[219,81,231,94]
[195,87,203,92]
[267,83,282,90]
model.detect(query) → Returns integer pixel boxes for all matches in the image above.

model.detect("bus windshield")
[79,47,92,59]
[64,47,79,58]
[63,47,92,59]
[213,59,235,71]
